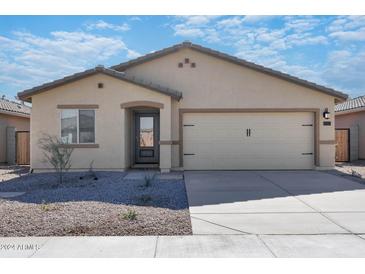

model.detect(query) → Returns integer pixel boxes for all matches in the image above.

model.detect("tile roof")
[335,95,365,113]
[111,41,348,101]
[0,97,31,117]
[18,66,183,102]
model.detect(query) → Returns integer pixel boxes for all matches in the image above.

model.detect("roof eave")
[0,109,30,118]
[335,106,365,116]
[18,67,182,102]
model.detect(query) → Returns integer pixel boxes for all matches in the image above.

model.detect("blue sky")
[0,15,364,100]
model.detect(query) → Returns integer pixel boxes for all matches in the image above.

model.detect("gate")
[335,129,350,162]
[16,131,30,165]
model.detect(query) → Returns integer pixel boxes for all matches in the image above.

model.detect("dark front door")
[134,112,159,164]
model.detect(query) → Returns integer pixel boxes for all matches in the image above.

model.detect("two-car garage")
[182,111,315,170]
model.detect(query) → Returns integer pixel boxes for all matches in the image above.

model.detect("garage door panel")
[183,112,314,170]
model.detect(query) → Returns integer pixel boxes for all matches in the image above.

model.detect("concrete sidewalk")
[2,234,365,258]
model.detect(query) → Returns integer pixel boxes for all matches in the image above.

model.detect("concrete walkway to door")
[185,170,365,235]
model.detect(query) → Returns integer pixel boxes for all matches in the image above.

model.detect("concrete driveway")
[185,171,365,235]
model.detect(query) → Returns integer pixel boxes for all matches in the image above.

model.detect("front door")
[134,112,159,164]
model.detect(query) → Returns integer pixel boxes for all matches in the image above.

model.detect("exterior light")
[323,108,330,119]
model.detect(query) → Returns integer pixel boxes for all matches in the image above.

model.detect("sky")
[0,15,364,100]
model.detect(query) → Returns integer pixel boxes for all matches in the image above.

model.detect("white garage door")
[182,112,314,170]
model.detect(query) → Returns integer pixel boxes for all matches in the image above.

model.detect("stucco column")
[159,100,172,172]
[120,107,128,170]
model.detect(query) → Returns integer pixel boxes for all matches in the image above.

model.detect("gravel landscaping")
[329,160,365,184]
[0,168,192,236]
[335,160,365,177]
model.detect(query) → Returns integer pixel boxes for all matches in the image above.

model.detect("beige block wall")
[30,73,171,171]
[0,113,30,163]
[125,48,337,168]
[336,111,365,159]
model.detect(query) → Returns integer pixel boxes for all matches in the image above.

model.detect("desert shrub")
[40,200,55,212]
[121,209,137,221]
[80,160,98,180]
[142,173,155,188]
[38,134,74,184]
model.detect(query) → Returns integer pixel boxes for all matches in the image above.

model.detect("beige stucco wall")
[336,111,365,159]
[124,48,337,168]
[30,73,171,171]
[0,113,30,163]
[28,47,341,171]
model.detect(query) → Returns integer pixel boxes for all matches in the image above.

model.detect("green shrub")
[40,200,55,212]
[122,209,137,221]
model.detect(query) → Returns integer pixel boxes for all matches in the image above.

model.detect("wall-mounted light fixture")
[323,108,330,119]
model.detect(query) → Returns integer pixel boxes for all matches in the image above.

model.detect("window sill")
[59,144,99,148]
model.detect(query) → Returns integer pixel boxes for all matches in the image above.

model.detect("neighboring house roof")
[335,95,365,114]
[0,97,31,118]
[18,66,183,102]
[111,41,348,101]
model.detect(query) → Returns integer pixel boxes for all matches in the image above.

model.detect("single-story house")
[18,41,348,172]
[0,97,31,164]
[335,95,365,162]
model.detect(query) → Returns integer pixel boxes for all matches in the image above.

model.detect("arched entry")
[121,101,163,167]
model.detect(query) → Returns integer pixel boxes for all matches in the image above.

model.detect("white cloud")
[130,17,142,21]
[329,27,365,41]
[0,31,137,91]
[328,16,365,32]
[86,20,130,32]
[322,49,365,96]
[287,33,328,46]
[178,16,217,26]
[284,17,321,33]
[242,16,275,23]
[327,16,365,43]
[217,17,243,28]
[126,49,141,59]
[173,24,204,37]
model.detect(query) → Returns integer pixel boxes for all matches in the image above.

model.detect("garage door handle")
[246,128,251,137]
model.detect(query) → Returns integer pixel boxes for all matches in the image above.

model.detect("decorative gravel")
[335,160,365,178]
[0,170,192,236]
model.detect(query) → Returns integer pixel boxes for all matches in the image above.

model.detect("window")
[61,110,77,143]
[139,117,154,147]
[61,109,95,144]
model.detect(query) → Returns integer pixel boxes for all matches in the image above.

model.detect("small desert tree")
[38,134,74,184]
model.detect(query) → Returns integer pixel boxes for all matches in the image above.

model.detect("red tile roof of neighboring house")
[0,97,31,117]
[335,95,365,113]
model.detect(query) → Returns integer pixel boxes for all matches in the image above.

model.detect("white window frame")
[60,109,96,144]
